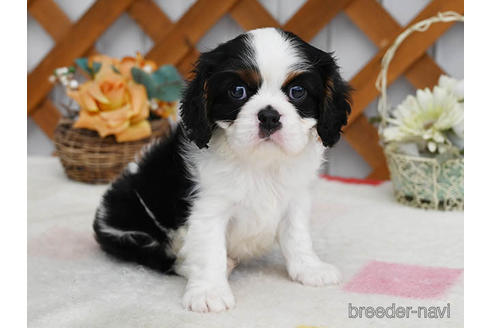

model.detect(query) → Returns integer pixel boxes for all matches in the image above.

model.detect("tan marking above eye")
[282,71,305,88]
[236,69,261,88]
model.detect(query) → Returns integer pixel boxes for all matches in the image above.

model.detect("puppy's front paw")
[288,261,341,287]
[182,283,235,313]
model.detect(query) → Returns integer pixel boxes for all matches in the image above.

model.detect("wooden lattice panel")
[27,0,464,179]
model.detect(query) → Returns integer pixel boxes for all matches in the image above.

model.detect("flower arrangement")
[374,12,464,211]
[377,75,464,210]
[376,75,465,211]
[51,53,183,142]
[381,75,464,158]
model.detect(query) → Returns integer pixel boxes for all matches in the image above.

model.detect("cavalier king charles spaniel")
[94,27,351,312]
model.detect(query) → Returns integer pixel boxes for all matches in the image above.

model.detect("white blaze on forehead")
[248,28,306,89]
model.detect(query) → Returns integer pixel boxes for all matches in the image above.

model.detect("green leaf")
[152,66,183,101]
[75,58,91,75]
[132,65,184,101]
[151,65,182,85]
[153,81,183,101]
[111,65,121,74]
[92,62,102,74]
[75,58,101,77]
[131,67,156,99]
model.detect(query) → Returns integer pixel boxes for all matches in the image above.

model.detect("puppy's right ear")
[180,56,213,149]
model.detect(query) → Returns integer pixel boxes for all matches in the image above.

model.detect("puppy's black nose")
[258,106,281,137]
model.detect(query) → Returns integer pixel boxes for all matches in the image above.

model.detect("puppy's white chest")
[225,174,288,260]
[186,135,323,261]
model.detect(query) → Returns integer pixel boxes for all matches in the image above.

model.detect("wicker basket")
[384,147,463,211]
[54,118,170,184]
[376,12,464,211]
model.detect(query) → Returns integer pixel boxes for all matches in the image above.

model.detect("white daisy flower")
[438,75,464,100]
[382,75,464,155]
[150,99,159,110]
[69,80,79,90]
[55,67,69,76]
[143,64,153,73]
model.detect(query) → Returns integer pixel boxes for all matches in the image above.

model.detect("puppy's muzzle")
[258,106,282,138]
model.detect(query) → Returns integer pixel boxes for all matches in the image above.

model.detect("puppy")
[93,27,351,313]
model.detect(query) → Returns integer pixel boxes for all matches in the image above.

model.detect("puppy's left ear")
[316,54,352,148]
[180,55,213,149]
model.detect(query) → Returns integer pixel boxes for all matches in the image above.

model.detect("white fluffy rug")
[28,157,463,328]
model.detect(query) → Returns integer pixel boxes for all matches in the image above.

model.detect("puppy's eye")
[288,86,306,100]
[229,85,247,100]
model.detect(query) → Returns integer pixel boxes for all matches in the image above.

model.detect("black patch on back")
[93,126,194,272]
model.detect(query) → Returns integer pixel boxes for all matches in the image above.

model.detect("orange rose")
[68,68,151,142]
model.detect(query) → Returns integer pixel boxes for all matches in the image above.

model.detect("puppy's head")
[180,28,351,157]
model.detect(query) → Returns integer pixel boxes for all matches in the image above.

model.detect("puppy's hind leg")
[93,200,175,273]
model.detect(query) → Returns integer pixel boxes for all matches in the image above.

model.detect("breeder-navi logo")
[348,303,451,319]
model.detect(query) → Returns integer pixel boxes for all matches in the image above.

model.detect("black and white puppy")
[94,27,351,313]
